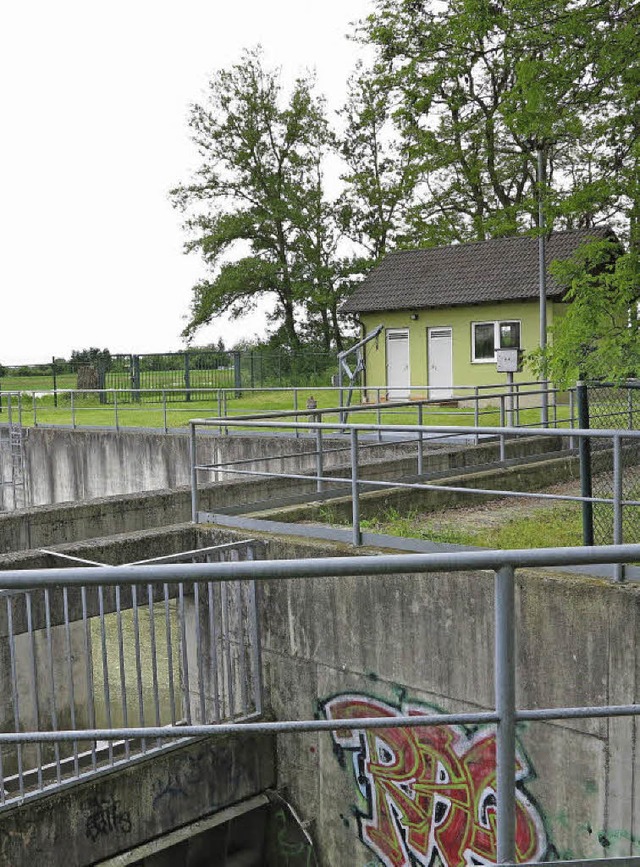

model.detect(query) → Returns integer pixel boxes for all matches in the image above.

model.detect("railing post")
[316,424,324,493]
[162,390,168,434]
[577,382,594,546]
[569,388,576,449]
[474,386,480,445]
[417,403,424,476]
[377,388,382,442]
[495,564,516,864]
[613,434,624,581]
[190,422,199,523]
[350,428,361,546]
[71,391,76,430]
[294,388,299,439]
[114,391,119,432]
[499,396,505,462]
[217,390,222,435]
[32,392,37,427]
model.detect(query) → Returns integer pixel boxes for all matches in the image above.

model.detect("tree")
[337,62,420,260]
[172,49,341,350]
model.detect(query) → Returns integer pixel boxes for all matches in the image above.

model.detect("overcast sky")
[0,0,372,365]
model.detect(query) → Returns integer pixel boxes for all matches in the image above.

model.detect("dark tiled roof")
[341,228,613,313]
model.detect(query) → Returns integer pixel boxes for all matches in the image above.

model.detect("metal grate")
[0,540,263,809]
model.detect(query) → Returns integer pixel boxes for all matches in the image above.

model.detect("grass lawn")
[0,386,569,431]
[359,486,586,549]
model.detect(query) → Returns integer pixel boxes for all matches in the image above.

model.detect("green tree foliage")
[70,348,112,370]
[172,49,348,350]
[338,62,420,258]
[356,0,639,379]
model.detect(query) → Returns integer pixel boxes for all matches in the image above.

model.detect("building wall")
[360,299,562,397]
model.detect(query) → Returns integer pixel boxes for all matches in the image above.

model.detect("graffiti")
[323,694,548,867]
[152,752,206,808]
[266,794,318,867]
[85,794,132,841]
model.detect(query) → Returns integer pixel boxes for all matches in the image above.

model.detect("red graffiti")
[324,694,547,867]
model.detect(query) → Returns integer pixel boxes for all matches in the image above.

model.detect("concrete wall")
[246,532,640,865]
[0,734,275,866]
[0,509,637,864]
[0,429,563,553]
[6,427,447,511]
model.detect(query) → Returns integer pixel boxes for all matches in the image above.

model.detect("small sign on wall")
[496,348,520,373]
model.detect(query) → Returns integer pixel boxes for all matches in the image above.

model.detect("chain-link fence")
[579,381,640,545]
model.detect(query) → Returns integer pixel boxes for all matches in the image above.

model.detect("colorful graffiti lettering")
[323,694,548,867]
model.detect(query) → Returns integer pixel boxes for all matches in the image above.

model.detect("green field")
[0,386,568,431]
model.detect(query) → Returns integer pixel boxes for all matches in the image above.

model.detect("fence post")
[474,386,480,444]
[184,352,191,403]
[294,389,299,440]
[71,392,76,430]
[499,396,505,462]
[417,403,424,476]
[233,352,242,398]
[377,388,382,443]
[162,390,168,434]
[495,564,516,864]
[190,422,199,523]
[569,388,576,450]
[132,355,141,403]
[316,424,324,494]
[613,434,624,581]
[52,356,58,409]
[114,391,119,432]
[350,428,361,546]
[576,382,594,546]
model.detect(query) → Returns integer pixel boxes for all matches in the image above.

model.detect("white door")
[428,327,453,399]
[386,329,410,400]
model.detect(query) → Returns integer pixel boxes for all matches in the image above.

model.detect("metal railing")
[0,380,571,434]
[189,418,640,567]
[0,545,638,864]
[0,540,262,809]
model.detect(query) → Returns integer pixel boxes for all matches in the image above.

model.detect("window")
[472,320,520,362]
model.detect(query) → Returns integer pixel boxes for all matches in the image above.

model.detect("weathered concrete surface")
[0,505,636,863]
[0,430,563,553]
[0,734,275,866]
[248,450,582,524]
[5,424,563,511]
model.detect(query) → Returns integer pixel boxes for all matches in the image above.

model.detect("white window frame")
[471,320,521,363]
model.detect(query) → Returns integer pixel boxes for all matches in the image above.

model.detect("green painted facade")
[360,299,564,397]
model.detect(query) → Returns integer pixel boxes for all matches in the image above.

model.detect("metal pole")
[569,388,576,450]
[613,434,624,581]
[474,386,480,445]
[316,426,324,494]
[495,564,516,864]
[162,390,168,434]
[577,382,594,545]
[377,388,382,443]
[538,148,549,427]
[499,396,505,462]
[190,423,199,523]
[506,372,514,427]
[350,428,361,546]
[32,392,37,427]
[52,356,58,408]
[294,388,299,439]
[417,403,424,476]
[114,391,119,432]
[71,392,76,430]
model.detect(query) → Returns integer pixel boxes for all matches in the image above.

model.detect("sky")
[0,0,372,365]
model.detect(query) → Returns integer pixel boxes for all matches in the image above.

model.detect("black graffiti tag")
[85,794,132,842]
